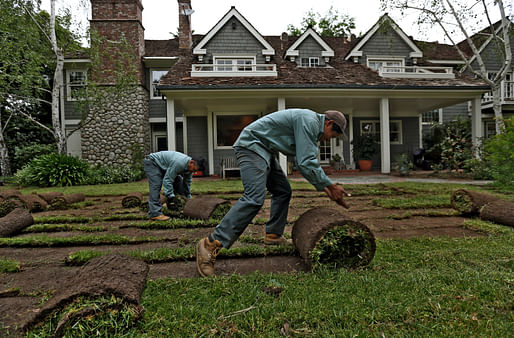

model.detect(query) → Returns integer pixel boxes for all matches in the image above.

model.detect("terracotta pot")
[358,160,372,171]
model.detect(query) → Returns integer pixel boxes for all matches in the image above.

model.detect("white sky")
[41,0,510,45]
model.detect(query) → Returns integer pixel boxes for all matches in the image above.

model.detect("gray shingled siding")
[203,18,266,64]
[471,35,514,71]
[352,117,420,169]
[442,102,468,122]
[360,28,413,66]
[149,100,166,118]
[296,36,326,66]
[186,116,210,174]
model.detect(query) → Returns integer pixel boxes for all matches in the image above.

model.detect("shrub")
[14,154,89,187]
[484,117,514,188]
[428,118,472,170]
[13,143,56,172]
[85,164,142,185]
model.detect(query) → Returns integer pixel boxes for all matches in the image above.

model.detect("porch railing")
[191,64,277,77]
[482,80,514,104]
[378,66,454,79]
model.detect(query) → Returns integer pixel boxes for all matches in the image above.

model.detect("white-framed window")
[152,131,168,152]
[319,140,331,163]
[66,70,87,101]
[150,69,168,99]
[367,57,404,73]
[214,113,259,149]
[485,121,496,138]
[360,120,403,144]
[300,57,320,67]
[422,109,442,124]
[213,56,255,72]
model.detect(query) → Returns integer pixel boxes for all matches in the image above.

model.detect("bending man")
[196,109,350,277]
[144,151,199,221]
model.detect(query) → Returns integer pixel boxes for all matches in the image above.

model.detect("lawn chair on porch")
[220,157,240,179]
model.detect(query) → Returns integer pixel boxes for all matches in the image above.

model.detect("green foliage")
[0,257,20,273]
[393,153,414,176]
[14,153,89,187]
[429,118,473,170]
[13,143,56,172]
[351,134,379,160]
[85,164,142,185]
[484,116,514,188]
[129,142,145,176]
[287,6,355,37]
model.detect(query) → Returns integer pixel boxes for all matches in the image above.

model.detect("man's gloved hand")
[166,196,181,211]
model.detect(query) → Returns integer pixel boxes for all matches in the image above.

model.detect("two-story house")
[63,0,490,176]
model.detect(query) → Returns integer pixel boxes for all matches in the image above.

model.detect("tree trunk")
[0,115,11,176]
[492,84,505,134]
[50,0,66,154]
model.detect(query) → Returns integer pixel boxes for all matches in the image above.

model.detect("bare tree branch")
[16,110,54,134]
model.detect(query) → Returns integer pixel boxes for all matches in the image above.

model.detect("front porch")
[159,88,486,176]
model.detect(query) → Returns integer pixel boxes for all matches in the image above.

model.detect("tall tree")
[287,6,355,37]
[0,0,81,175]
[381,0,512,134]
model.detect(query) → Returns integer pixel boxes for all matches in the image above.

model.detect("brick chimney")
[178,0,193,49]
[89,0,146,84]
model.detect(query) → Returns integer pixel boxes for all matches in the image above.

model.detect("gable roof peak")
[193,6,275,55]
[345,13,423,60]
[285,26,335,58]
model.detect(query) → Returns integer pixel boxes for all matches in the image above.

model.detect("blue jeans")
[144,158,186,218]
[212,147,292,248]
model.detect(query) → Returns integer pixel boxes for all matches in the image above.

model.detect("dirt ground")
[0,189,484,332]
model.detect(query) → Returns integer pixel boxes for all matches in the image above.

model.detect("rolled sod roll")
[480,200,514,227]
[0,189,21,199]
[0,199,20,218]
[49,193,86,210]
[292,207,376,269]
[122,192,144,208]
[37,191,64,204]
[451,189,500,215]
[182,196,231,220]
[0,208,34,237]
[20,254,148,335]
[17,194,48,212]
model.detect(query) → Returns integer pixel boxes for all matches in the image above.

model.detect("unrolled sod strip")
[292,207,376,269]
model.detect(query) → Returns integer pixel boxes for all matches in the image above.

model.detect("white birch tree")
[381,0,512,133]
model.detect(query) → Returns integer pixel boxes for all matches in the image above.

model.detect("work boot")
[264,233,290,245]
[151,214,170,221]
[196,237,222,277]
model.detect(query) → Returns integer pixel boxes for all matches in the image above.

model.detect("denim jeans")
[212,147,292,248]
[144,158,186,218]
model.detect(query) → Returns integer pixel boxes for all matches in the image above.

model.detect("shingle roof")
[157,34,487,89]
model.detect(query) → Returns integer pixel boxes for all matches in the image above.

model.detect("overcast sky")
[41,0,509,45]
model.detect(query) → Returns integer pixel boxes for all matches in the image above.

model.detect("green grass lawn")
[6,179,511,336]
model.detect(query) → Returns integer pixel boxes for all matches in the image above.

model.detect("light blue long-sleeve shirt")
[147,151,193,198]
[233,108,333,191]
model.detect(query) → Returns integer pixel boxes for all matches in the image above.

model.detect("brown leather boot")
[151,214,170,221]
[196,237,222,277]
[264,233,290,245]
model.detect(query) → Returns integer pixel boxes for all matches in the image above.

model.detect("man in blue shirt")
[144,151,199,221]
[196,109,350,277]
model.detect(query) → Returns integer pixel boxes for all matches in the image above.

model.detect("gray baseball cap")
[324,110,347,139]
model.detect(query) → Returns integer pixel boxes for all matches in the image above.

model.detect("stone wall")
[81,86,150,166]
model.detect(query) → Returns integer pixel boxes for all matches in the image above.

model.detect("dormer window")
[215,57,254,72]
[301,57,319,67]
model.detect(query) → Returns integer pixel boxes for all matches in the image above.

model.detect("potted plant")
[351,134,379,171]
[331,153,344,171]
[394,153,413,176]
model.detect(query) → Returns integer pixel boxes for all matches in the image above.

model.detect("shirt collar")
[317,114,325,140]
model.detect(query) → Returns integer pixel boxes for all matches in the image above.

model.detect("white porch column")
[207,112,214,175]
[379,98,390,173]
[182,116,188,154]
[166,99,176,151]
[471,96,483,157]
[277,97,288,174]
